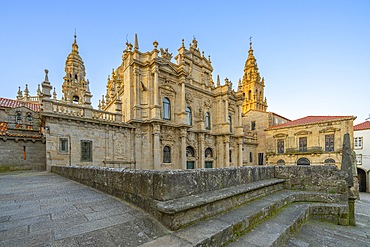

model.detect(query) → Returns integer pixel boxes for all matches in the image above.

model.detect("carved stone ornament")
[204,99,212,108]
[185,92,193,104]
[160,48,173,60]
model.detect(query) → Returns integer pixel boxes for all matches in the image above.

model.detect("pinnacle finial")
[44,69,49,82]
[153,40,158,49]
[134,33,139,51]
[217,75,220,86]
[181,39,185,48]
[249,36,253,49]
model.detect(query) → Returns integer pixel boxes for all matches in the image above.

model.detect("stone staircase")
[52,165,351,247]
[139,182,348,247]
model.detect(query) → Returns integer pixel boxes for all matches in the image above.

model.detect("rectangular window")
[186,161,195,169]
[205,161,213,168]
[59,138,69,153]
[354,137,363,149]
[277,140,284,154]
[251,121,256,130]
[249,152,253,163]
[325,134,334,152]
[81,140,93,162]
[356,154,362,165]
[258,153,264,165]
[299,137,307,152]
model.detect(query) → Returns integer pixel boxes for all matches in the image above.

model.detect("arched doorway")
[357,168,367,192]
[205,148,213,168]
[297,157,310,166]
[277,159,285,165]
[186,146,195,169]
[324,158,336,166]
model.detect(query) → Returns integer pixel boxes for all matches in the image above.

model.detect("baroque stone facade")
[34,35,266,171]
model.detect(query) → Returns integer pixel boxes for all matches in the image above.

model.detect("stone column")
[180,128,187,169]
[134,69,140,118]
[224,136,230,167]
[225,100,229,123]
[153,124,161,170]
[198,134,205,168]
[153,67,159,106]
[238,138,243,167]
[180,77,186,124]
[151,67,161,119]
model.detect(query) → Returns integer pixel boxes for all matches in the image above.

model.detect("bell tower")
[241,39,267,114]
[62,34,92,106]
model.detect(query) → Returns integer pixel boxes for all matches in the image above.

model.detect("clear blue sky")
[1,0,369,123]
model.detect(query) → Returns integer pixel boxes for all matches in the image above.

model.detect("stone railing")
[43,99,121,123]
[51,165,348,208]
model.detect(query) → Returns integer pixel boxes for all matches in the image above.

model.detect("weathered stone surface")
[341,133,354,187]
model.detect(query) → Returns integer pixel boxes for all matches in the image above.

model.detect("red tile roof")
[269,116,355,129]
[354,121,370,131]
[0,97,40,112]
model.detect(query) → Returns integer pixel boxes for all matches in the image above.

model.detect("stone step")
[139,190,348,247]
[227,204,309,247]
[154,178,286,230]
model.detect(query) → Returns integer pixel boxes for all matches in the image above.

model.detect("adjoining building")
[354,120,370,192]
[265,116,356,168]
[0,97,45,171]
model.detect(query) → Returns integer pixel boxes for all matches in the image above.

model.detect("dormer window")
[16,111,22,123]
[27,112,32,122]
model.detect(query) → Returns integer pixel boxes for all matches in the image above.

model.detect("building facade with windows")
[354,120,370,192]
[264,116,356,168]
[0,97,45,171]
[22,34,267,171]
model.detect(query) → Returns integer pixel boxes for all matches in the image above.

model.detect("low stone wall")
[51,166,275,201]
[275,165,348,200]
[51,165,348,218]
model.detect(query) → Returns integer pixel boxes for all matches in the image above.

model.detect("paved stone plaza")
[1,171,370,247]
[0,172,169,246]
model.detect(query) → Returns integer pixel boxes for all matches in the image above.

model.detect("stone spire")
[134,33,139,51]
[241,39,267,114]
[62,33,92,106]
[17,87,23,100]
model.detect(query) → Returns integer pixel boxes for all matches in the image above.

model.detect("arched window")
[229,150,232,162]
[205,112,211,130]
[186,146,195,157]
[163,146,171,163]
[228,115,232,133]
[205,148,213,158]
[186,107,192,125]
[324,158,336,165]
[297,157,310,165]
[72,95,79,103]
[277,159,285,165]
[248,90,251,100]
[163,98,171,120]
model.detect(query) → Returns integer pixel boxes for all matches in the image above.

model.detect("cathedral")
[0,34,355,172]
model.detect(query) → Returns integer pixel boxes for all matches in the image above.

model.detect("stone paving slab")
[0,171,169,247]
[286,193,370,247]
